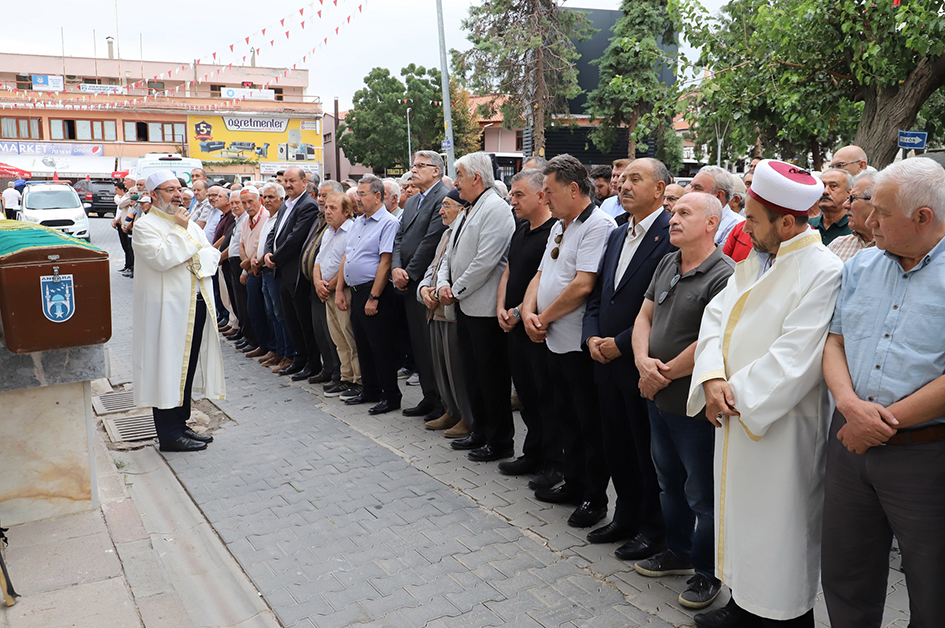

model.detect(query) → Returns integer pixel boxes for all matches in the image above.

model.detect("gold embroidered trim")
[718,415,730,575]
[777,232,821,258]
[694,370,727,387]
[179,274,198,404]
[738,418,763,442]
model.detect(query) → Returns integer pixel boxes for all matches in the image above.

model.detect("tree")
[681,0,945,168]
[450,80,483,157]
[585,0,682,172]
[454,0,592,156]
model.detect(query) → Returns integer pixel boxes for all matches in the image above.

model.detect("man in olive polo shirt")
[630,192,734,611]
[810,168,853,245]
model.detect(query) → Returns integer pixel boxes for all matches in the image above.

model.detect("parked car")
[73,179,118,217]
[18,183,92,242]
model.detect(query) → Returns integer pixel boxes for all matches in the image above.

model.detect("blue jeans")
[261,269,293,358]
[646,399,716,579]
[245,273,271,353]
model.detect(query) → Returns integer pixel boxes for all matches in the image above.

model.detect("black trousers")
[508,326,561,466]
[349,284,401,402]
[117,226,134,269]
[280,274,320,370]
[153,298,205,444]
[546,350,609,507]
[597,362,664,537]
[456,310,513,450]
[226,257,256,346]
[392,290,415,371]
[400,281,440,406]
[212,270,228,322]
[310,294,340,382]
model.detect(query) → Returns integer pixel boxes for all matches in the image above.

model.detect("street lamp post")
[406,107,412,166]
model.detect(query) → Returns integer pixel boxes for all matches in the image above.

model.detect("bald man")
[829,145,868,176]
[663,184,685,212]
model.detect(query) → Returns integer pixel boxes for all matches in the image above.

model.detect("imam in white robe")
[132,207,226,410]
[687,230,842,620]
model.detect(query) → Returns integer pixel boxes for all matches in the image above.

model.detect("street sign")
[441,139,451,151]
[898,130,928,150]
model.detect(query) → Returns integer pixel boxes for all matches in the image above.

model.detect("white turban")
[145,170,178,192]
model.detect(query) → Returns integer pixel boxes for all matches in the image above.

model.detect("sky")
[8,0,725,111]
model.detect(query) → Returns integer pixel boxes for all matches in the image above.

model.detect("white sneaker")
[397,367,413,379]
[406,373,420,386]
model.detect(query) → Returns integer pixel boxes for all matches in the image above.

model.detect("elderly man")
[264,166,321,379]
[398,174,416,210]
[828,145,868,176]
[828,170,876,262]
[318,180,344,208]
[495,168,561,486]
[663,183,685,213]
[113,175,138,274]
[821,158,945,628]
[582,158,672,552]
[226,189,257,355]
[299,186,340,386]
[599,158,631,219]
[256,183,294,372]
[437,152,516,461]
[522,156,547,170]
[687,160,843,628]
[132,170,224,452]
[336,174,402,414]
[392,151,450,421]
[811,168,853,245]
[383,179,402,218]
[690,166,744,246]
[630,192,734,610]
[521,155,616,525]
[191,180,210,223]
[239,187,271,361]
[201,186,230,329]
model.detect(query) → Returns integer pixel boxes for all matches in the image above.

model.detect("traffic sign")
[441,139,452,151]
[898,130,928,150]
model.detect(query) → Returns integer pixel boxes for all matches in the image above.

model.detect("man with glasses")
[630,192,733,611]
[132,170,225,453]
[392,151,450,422]
[520,155,615,525]
[255,183,294,372]
[828,171,876,262]
[811,168,854,245]
[663,183,685,213]
[828,145,869,176]
[204,186,230,329]
[581,158,671,556]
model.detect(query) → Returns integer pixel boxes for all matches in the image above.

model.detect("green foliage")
[917,87,945,149]
[454,0,593,154]
[681,0,945,168]
[586,0,681,169]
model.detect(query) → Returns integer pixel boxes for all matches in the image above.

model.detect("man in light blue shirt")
[821,157,945,628]
[689,166,745,245]
[598,158,630,219]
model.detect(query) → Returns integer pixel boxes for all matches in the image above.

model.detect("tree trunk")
[627,109,639,159]
[855,55,945,168]
[533,41,546,156]
[810,138,823,171]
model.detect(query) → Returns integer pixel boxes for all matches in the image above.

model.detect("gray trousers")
[822,410,945,628]
[429,319,474,428]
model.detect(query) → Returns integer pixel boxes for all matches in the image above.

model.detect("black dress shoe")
[528,467,563,491]
[279,361,306,376]
[227,333,245,343]
[468,444,514,462]
[534,483,583,505]
[234,340,250,350]
[291,367,315,381]
[450,434,486,450]
[587,520,635,544]
[183,428,213,443]
[497,456,542,476]
[694,597,760,628]
[240,344,259,354]
[344,393,380,406]
[307,370,333,384]
[615,533,666,561]
[368,399,401,415]
[159,435,207,452]
[403,401,434,417]
[568,501,608,528]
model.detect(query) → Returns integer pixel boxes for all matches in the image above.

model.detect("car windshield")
[25,189,81,210]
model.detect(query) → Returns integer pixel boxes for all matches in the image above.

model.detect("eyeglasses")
[847,193,871,204]
[154,186,181,194]
[830,161,856,169]
[550,232,564,260]
[663,195,679,202]
[411,163,436,170]
[657,273,681,305]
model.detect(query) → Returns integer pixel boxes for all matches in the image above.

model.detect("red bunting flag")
[212,52,216,60]
[229,44,234,52]
[302,55,306,62]
[299,7,304,15]
[359,4,362,11]
[318,10,321,17]
[335,27,339,34]
[262,28,266,35]
[270,39,275,46]
[286,30,290,38]
[245,36,250,44]
[280,18,285,26]
[347,15,351,23]
[324,37,328,44]
[301,20,305,28]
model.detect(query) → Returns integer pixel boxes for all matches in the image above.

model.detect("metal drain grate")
[103,414,156,443]
[92,390,138,415]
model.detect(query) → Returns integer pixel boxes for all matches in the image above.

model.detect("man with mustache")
[810,168,853,245]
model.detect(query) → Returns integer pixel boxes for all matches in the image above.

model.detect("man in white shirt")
[1,182,21,219]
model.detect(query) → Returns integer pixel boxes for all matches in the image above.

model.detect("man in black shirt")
[495,168,562,489]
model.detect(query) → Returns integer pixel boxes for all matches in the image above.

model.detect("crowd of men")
[130,144,944,628]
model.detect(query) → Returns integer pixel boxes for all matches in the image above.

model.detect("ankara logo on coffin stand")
[41,274,75,323]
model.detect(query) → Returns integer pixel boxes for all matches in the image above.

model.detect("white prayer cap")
[139,195,152,204]
[239,186,260,198]
[747,160,824,217]
[145,170,178,192]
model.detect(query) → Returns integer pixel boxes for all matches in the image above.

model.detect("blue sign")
[441,139,452,151]
[0,141,105,156]
[898,130,928,150]
[41,274,75,323]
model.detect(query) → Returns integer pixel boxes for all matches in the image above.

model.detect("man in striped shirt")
[828,170,876,262]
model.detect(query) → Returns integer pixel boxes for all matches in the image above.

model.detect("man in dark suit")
[582,157,676,561]
[392,150,450,420]
[264,166,321,379]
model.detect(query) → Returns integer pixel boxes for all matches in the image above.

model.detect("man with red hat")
[686,160,843,627]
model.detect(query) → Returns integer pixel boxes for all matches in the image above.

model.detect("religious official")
[132,170,224,452]
[687,160,843,628]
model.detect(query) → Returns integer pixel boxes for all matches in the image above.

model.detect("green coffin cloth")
[0,221,103,259]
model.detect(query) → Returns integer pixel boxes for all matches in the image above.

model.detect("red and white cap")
[747,160,824,217]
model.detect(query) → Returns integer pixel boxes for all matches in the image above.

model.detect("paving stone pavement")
[91,216,909,628]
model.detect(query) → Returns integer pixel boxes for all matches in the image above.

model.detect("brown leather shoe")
[425,413,459,431]
[245,346,267,358]
[218,325,232,334]
[271,357,292,373]
[443,418,470,438]
[223,328,240,338]
[258,351,277,364]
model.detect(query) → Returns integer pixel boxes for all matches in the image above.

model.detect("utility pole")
[435,0,456,177]
[333,97,341,182]
[406,107,412,166]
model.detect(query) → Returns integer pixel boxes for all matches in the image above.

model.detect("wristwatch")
[433,287,441,301]
[368,294,379,301]
[511,307,521,321]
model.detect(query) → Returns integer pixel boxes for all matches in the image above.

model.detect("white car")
[18,183,92,242]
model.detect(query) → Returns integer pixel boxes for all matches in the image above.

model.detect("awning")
[18,155,117,180]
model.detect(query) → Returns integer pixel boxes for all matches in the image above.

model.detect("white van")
[18,182,92,242]
[132,154,204,187]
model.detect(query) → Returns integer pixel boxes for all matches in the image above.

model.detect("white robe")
[687,230,842,620]
[132,208,226,410]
